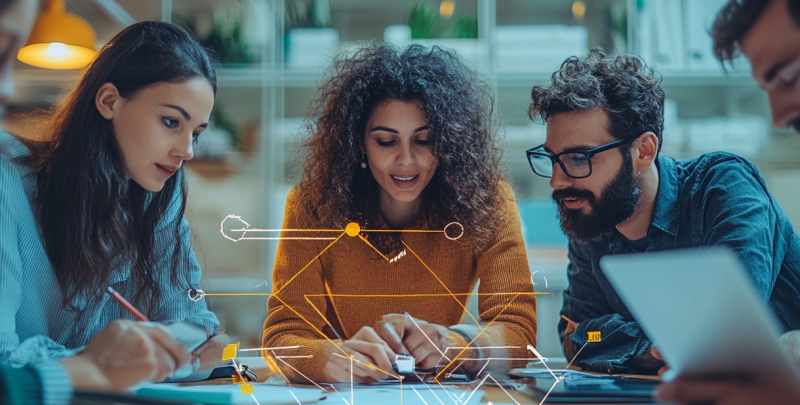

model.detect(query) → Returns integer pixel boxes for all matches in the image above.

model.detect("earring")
[360,160,367,169]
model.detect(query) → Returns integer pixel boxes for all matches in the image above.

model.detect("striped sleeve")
[32,362,72,405]
[0,154,77,366]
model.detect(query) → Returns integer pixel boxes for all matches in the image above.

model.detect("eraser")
[392,354,415,374]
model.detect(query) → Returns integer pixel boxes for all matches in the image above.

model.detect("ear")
[95,82,120,120]
[630,132,658,173]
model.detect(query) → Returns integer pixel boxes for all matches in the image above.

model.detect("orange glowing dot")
[345,222,361,237]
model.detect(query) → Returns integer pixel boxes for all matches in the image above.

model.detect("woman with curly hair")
[263,44,536,383]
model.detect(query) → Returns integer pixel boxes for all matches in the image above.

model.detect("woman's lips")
[155,164,178,179]
[391,174,419,190]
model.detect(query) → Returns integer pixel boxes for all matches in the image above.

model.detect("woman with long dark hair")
[0,21,227,370]
[263,43,537,383]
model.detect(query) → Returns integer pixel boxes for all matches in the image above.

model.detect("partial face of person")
[545,108,640,242]
[0,0,39,110]
[105,78,214,192]
[741,0,800,132]
[363,99,438,205]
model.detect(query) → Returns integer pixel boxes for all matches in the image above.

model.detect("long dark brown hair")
[297,43,503,252]
[22,21,217,310]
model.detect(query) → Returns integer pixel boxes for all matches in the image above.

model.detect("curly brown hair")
[296,43,503,252]
[529,49,665,155]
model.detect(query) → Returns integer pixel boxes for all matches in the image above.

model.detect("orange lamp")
[17,0,97,69]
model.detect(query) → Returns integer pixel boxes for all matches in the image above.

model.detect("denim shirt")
[559,153,800,374]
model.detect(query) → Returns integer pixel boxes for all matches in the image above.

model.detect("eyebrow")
[162,104,208,128]
[369,125,430,134]
[544,144,597,154]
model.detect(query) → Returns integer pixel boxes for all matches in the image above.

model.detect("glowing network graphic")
[195,214,596,405]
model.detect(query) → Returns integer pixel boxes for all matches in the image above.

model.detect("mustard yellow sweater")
[262,183,537,382]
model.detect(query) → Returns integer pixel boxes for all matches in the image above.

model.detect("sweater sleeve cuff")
[32,361,73,405]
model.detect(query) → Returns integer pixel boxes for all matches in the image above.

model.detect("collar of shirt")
[649,155,679,237]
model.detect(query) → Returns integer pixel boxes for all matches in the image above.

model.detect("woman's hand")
[192,333,230,370]
[322,326,397,382]
[61,320,190,391]
[375,313,450,370]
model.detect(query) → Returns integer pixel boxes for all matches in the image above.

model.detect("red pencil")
[106,286,149,322]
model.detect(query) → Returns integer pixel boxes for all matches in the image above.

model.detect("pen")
[191,333,217,353]
[106,286,149,322]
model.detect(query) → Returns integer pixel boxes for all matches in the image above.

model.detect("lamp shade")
[17,0,97,69]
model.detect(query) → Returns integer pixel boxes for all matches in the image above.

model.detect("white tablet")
[600,247,799,384]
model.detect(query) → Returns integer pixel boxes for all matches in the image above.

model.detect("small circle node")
[345,222,361,237]
[188,288,205,302]
[444,222,464,240]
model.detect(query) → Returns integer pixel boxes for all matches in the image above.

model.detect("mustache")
[552,187,595,203]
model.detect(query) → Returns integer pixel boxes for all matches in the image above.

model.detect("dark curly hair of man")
[529,49,665,154]
[295,43,503,252]
[711,0,800,65]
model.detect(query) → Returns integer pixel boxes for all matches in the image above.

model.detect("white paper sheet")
[135,383,323,404]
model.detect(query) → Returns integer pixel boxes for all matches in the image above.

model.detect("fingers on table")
[343,339,395,380]
[140,324,189,375]
[405,328,446,364]
[376,321,410,355]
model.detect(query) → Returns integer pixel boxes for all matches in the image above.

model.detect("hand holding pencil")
[60,319,191,391]
[105,286,230,374]
[54,286,193,390]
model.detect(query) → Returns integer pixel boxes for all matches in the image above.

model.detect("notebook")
[135,382,324,405]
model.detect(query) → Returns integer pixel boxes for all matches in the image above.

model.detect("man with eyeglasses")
[527,49,800,376]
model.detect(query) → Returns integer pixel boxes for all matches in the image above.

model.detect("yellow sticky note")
[240,383,253,395]
[587,331,601,342]
[222,342,240,361]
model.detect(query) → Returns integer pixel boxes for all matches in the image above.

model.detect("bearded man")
[525,49,800,374]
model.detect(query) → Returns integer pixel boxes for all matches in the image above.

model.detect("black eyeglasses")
[526,138,633,179]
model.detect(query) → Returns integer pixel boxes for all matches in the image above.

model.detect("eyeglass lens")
[529,152,591,178]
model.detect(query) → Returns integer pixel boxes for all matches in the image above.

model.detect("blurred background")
[9,0,799,358]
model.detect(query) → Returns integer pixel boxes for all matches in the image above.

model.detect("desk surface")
[235,356,658,405]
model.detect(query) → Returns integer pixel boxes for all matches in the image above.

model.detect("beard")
[552,155,641,243]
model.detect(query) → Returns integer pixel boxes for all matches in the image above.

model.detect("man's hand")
[60,320,190,391]
[780,330,800,370]
[375,313,450,370]
[650,346,669,376]
[656,375,800,405]
[562,316,579,361]
[321,327,396,383]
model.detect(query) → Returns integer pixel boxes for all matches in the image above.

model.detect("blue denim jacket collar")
[650,155,679,237]
[604,155,678,253]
